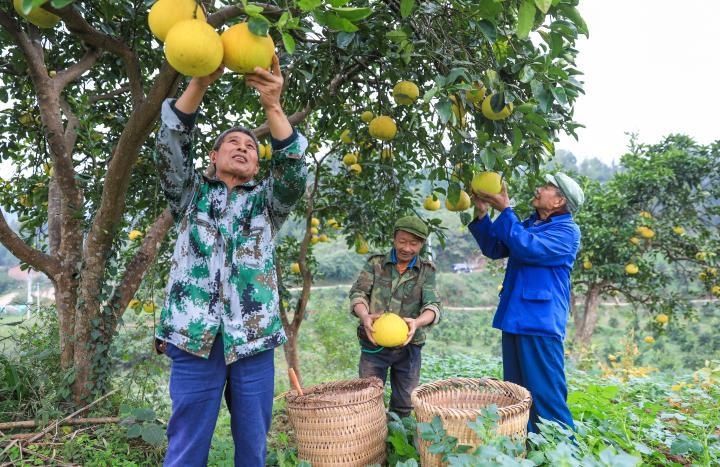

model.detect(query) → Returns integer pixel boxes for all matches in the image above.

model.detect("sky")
[556,0,720,164]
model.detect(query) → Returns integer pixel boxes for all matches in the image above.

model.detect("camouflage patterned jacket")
[154,99,307,363]
[349,252,442,345]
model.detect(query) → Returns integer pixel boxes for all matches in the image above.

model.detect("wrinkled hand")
[470,192,490,218]
[473,182,511,211]
[402,318,418,346]
[361,313,381,346]
[245,54,284,111]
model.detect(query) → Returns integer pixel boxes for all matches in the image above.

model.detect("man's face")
[532,183,566,211]
[211,131,259,182]
[393,229,424,263]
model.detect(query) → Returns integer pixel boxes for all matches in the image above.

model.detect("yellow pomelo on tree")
[466,82,486,108]
[128,229,144,241]
[164,19,223,77]
[340,129,353,144]
[128,299,140,309]
[290,262,301,274]
[310,235,320,244]
[148,0,205,42]
[392,81,420,105]
[655,313,669,324]
[643,335,655,344]
[423,195,441,211]
[318,233,329,242]
[625,263,639,275]
[355,235,369,254]
[310,227,319,235]
[711,285,720,297]
[143,302,156,313]
[582,260,592,270]
[342,152,358,166]
[629,237,640,246]
[471,171,502,194]
[445,190,471,211]
[481,94,513,121]
[349,163,362,175]
[311,217,320,227]
[13,0,60,29]
[372,313,409,347]
[368,116,397,141]
[672,226,685,235]
[449,95,466,127]
[221,22,275,74]
[360,110,374,123]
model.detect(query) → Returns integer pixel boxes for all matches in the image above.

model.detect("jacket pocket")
[188,212,217,257]
[521,288,552,301]
[235,226,265,268]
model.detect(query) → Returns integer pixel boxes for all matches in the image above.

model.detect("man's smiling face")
[211,131,259,183]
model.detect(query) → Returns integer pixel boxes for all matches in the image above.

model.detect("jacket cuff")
[423,305,441,326]
[350,297,369,317]
[271,127,298,151]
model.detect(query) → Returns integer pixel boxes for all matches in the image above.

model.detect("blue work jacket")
[468,207,580,339]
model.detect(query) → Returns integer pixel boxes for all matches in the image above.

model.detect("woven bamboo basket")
[411,377,532,467]
[285,377,387,466]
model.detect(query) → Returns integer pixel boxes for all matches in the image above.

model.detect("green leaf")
[314,11,359,32]
[560,6,589,37]
[282,32,296,54]
[50,0,75,7]
[297,0,322,11]
[400,0,415,18]
[516,0,536,39]
[327,0,351,6]
[477,0,502,20]
[511,127,523,152]
[385,29,407,43]
[141,423,166,446]
[551,86,568,106]
[436,99,452,125]
[126,424,142,438]
[331,7,372,22]
[519,65,535,83]
[277,12,290,29]
[248,16,270,36]
[476,20,497,42]
[336,31,354,49]
[534,0,552,15]
[244,4,264,17]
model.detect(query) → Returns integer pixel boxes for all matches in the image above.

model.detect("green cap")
[394,216,429,240]
[544,172,585,212]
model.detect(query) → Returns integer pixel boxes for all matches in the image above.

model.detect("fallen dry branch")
[0,417,120,432]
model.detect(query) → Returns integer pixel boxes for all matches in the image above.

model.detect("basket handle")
[288,367,304,396]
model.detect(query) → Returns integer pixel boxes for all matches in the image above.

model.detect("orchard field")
[1,0,720,466]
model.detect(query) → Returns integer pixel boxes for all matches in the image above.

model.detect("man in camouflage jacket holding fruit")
[153,57,307,467]
[349,216,442,417]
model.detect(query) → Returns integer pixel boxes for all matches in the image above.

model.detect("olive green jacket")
[349,252,442,345]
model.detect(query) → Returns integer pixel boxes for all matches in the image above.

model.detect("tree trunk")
[283,330,302,385]
[574,284,602,347]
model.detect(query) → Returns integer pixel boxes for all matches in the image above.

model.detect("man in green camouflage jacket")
[349,216,442,417]
[154,57,307,467]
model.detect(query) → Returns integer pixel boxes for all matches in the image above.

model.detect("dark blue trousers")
[164,335,274,467]
[359,343,422,417]
[501,332,574,433]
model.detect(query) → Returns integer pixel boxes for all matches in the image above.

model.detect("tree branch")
[48,5,144,107]
[110,208,174,330]
[0,210,61,278]
[90,84,131,103]
[53,46,101,91]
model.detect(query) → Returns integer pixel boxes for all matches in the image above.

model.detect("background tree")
[571,135,720,347]
[0,0,586,403]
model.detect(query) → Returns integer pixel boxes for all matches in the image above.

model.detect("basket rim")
[285,376,384,408]
[411,377,532,418]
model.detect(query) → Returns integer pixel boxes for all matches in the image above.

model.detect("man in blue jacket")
[469,173,584,433]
